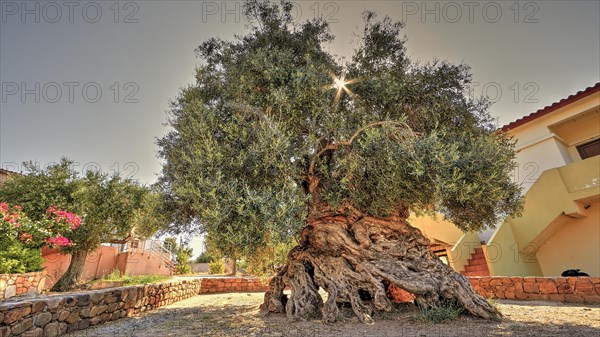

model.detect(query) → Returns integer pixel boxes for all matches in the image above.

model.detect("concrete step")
[467,258,488,266]
[465,264,489,272]
[461,270,490,277]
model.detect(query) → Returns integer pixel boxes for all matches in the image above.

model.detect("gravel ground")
[64,292,600,337]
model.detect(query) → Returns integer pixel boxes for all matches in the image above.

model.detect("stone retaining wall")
[0,272,47,300]
[468,276,600,304]
[198,277,269,293]
[0,279,202,337]
[2,275,599,336]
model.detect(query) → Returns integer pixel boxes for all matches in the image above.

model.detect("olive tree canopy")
[158,0,521,323]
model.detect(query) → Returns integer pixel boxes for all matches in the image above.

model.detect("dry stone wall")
[2,276,599,336]
[468,276,600,304]
[198,277,269,293]
[0,272,47,301]
[0,279,202,337]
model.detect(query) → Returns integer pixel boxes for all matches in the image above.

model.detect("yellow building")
[480,83,599,277]
[0,169,16,186]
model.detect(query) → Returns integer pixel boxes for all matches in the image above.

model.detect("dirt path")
[65,292,600,337]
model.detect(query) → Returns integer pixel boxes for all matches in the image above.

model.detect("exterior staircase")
[460,247,490,276]
[122,239,176,275]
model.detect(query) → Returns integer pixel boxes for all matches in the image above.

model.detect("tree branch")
[307,121,414,185]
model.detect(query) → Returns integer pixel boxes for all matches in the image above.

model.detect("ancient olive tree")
[158,0,521,323]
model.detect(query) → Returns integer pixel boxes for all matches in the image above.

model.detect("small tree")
[0,159,167,291]
[194,252,215,264]
[158,1,522,322]
[175,248,192,274]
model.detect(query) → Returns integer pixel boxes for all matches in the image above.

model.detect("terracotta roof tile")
[501,82,600,131]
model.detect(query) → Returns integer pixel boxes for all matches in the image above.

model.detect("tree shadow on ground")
[64,293,600,337]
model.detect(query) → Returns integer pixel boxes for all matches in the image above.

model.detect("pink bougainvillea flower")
[0,202,9,212]
[14,205,22,210]
[47,235,73,247]
[46,206,56,215]
[19,233,33,242]
[49,208,81,230]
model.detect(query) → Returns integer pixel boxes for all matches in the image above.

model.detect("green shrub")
[194,252,215,263]
[246,240,295,277]
[417,299,464,323]
[176,263,192,275]
[175,248,192,275]
[208,260,224,274]
[236,258,248,272]
[102,269,122,281]
[95,271,171,286]
[122,274,171,285]
[0,241,44,274]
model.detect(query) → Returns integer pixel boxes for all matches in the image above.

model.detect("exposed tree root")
[260,207,500,323]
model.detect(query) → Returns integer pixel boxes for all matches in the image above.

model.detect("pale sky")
[1,1,599,256]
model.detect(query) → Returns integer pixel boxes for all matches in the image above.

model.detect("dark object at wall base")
[561,269,590,277]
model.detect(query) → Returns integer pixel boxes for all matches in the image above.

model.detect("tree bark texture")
[51,250,88,292]
[260,202,500,323]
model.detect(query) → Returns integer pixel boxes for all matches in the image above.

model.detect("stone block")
[107,303,119,313]
[65,311,80,324]
[527,293,548,301]
[515,291,527,300]
[548,294,565,302]
[582,295,600,304]
[575,280,595,295]
[11,317,33,335]
[58,310,70,322]
[523,283,539,293]
[564,294,583,303]
[103,295,117,304]
[539,282,558,294]
[59,322,68,334]
[76,294,91,307]
[31,301,46,314]
[78,319,91,330]
[34,312,52,326]
[4,285,16,298]
[4,308,23,324]
[44,323,59,337]
[20,327,43,337]
[89,305,107,317]
[90,292,105,304]
[489,279,503,286]
[557,283,573,294]
[46,297,63,310]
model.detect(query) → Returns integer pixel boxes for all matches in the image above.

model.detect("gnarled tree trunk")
[51,250,88,292]
[260,201,500,324]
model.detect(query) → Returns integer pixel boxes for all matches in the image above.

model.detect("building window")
[577,139,600,159]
